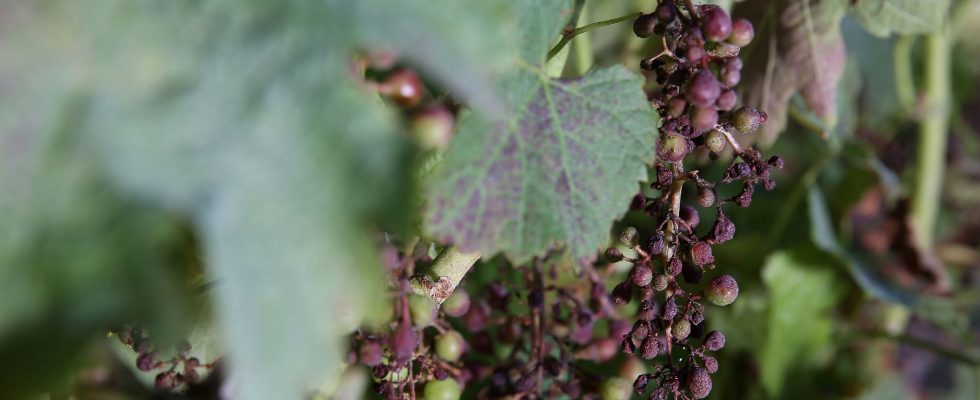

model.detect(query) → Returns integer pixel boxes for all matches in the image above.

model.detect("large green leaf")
[424,0,658,263]
[0,1,521,398]
[849,0,950,38]
[760,247,845,397]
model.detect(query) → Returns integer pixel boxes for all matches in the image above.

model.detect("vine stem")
[911,29,950,250]
[547,12,643,61]
[410,246,481,304]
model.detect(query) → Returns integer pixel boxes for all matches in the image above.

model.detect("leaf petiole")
[547,12,643,61]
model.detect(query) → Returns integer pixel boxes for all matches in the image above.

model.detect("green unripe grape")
[424,378,462,400]
[408,294,438,327]
[672,319,691,341]
[435,330,465,362]
[705,130,726,153]
[705,274,739,306]
[600,377,632,400]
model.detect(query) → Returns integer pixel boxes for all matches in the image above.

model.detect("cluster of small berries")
[114,324,215,391]
[604,2,783,398]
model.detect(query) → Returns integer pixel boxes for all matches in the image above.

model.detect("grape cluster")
[607,2,782,399]
[114,324,216,391]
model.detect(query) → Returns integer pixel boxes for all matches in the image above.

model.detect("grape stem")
[410,246,481,304]
[547,12,644,61]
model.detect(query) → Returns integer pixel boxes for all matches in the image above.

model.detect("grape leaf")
[0,1,520,398]
[424,0,658,263]
[760,247,845,397]
[849,0,950,38]
[736,0,847,146]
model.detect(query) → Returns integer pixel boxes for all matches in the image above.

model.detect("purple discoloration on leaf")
[425,66,658,263]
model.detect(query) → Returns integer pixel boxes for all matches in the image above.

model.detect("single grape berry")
[733,106,766,133]
[379,69,424,108]
[703,356,719,373]
[600,377,632,400]
[690,106,719,132]
[136,352,157,372]
[620,226,639,247]
[729,18,755,47]
[391,322,419,362]
[424,378,462,400]
[686,70,721,108]
[606,247,624,262]
[690,241,714,267]
[612,281,633,305]
[686,45,705,62]
[698,185,717,208]
[463,301,489,332]
[639,336,659,360]
[705,274,739,306]
[358,341,383,367]
[703,330,726,351]
[710,211,736,243]
[705,130,726,153]
[442,289,471,318]
[647,232,666,255]
[716,89,737,111]
[673,319,692,341]
[658,133,690,162]
[687,367,713,399]
[408,294,438,327]
[633,13,658,38]
[435,330,465,362]
[409,106,454,151]
[155,372,176,390]
[630,265,653,287]
[700,6,733,42]
[667,97,687,118]
[655,1,677,22]
[653,274,669,291]
[721,67,741,87]
[667,257,683,277]
[680,205,700,229]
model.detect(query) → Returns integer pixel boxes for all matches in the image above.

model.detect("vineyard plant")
[2,0,980,399]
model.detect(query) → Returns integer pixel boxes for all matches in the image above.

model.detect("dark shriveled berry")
[706,274,739,306]
[633,13,658,38]
[630,265,654,287]
[606,247,624,262]
[612,281,632,305]
[155,372,176,390]
[680,205,700,229]
[639,336,660,360]
[655,1,677,22]
[359,341,383,367]
[703,330,726,351]
[709,212,735,243]
[703,356,719,373]
[729,18,755,47]
[690,241,714,266]
[667,257,683,277]
[686,70,722,108]
[136,352,157,372]
[687,367,713,399]
[647,233,666,255]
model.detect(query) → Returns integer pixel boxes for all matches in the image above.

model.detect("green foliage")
[425,0,658,263]
[850,0,951,38]
[759,247,845,397]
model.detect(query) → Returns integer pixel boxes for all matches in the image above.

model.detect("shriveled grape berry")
[703,356,719,373]
[155,372,176,390]
[690,241,714,267]
[359,341,383,367]
[136,352,157,372]
[729,18,755,47]
[612,281,632,305]
[655,1,677,22]
[687,367,713,399]
[703,330,726,351]
[680,205,700,229]
[630,265,653,287]
[633,13,658,38]
[706,274,739,306]
[733,106,766,133]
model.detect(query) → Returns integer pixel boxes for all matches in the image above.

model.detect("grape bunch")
[606,1,782,399]
[114,324,218,391]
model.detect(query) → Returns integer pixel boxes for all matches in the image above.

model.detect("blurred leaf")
[0,1,523,398]
[849,0,950,38]
[736,0,847,146]
[760,247,845,397]
[808,186,916,305]
[425,0,658,263]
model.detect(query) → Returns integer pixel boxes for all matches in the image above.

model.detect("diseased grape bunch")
[607,1,782,399]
